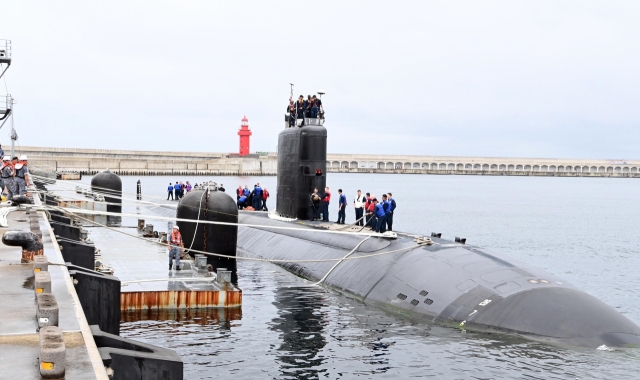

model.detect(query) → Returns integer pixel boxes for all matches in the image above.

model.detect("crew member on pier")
[168,225,183,270]
[1,156,15,200]
[14,155,29,195]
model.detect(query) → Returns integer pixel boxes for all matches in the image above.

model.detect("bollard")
[10,194,34,205]
[142,224,154,236]
[37,293,59,329]
[35,271,52,295]
[39,326,66,379]
[34,255,48,273]
[2,230,44,263]
[216,268,232,284]
[195,254,207,270]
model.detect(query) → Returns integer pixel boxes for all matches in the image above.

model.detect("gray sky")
[1,1,639,159]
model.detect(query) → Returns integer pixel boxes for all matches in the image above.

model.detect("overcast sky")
[1,1,639,159]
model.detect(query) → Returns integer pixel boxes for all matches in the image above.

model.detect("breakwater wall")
[20,146,640,178]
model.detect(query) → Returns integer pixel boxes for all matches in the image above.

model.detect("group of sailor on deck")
[310,188,396,233]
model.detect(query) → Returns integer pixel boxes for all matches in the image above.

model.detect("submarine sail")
[276,125,327,220]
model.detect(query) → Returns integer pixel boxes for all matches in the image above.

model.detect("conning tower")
[276,121,327,220]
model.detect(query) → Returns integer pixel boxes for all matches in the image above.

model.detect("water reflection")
[270,287,328,379]
[122,307,242,327]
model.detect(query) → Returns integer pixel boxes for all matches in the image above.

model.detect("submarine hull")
[236,211,640,347]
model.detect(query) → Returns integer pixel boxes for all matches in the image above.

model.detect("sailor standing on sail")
[168,225,183,270]
[1,156,15,200]
[296,95,306,126]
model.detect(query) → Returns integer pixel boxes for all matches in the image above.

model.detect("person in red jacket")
[321,187,331,222]
[262,187,270,211]
[365,194,376,228]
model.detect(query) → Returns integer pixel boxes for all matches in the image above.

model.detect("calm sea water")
[107,174,640,379]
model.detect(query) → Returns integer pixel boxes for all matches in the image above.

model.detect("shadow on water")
[270,286,328,379]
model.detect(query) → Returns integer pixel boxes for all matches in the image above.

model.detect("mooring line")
[53,207,419,264]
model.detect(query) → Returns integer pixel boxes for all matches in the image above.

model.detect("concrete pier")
[18,145,640,178]
[0,200,108,379]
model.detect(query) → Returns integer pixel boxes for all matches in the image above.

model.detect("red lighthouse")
[238,115,252,156]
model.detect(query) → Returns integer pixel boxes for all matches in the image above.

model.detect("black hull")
[237,211,640,348]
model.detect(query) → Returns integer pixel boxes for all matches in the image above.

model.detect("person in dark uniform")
[219,184,226,192]
[253,183,263,210]
[386,192,396,231]
[337,189,347,224]
[354,190,366,226]
[167,183,174,200]
[374,198,387,233]
[310,95,322,118]
[296,95,306,126]
[321,187,331,222]
[287,99,296,127]
[310,188,321,221]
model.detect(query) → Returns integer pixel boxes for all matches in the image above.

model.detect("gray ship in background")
[235,111,640,348]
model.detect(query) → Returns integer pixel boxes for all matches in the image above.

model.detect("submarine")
[232,115,640,348]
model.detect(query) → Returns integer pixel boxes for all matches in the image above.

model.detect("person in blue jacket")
[374,198,387,233]
[254,183,263,210]
[337,189,347,224]
[173,182,181,200]
[167,183,174,200]
[237,195,248,209]
[386,192,396,231]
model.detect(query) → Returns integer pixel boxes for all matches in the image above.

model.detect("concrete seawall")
[18,146,640,178]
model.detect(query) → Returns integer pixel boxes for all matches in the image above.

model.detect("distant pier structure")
[16,146,640,177]
[326,155,640,177]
